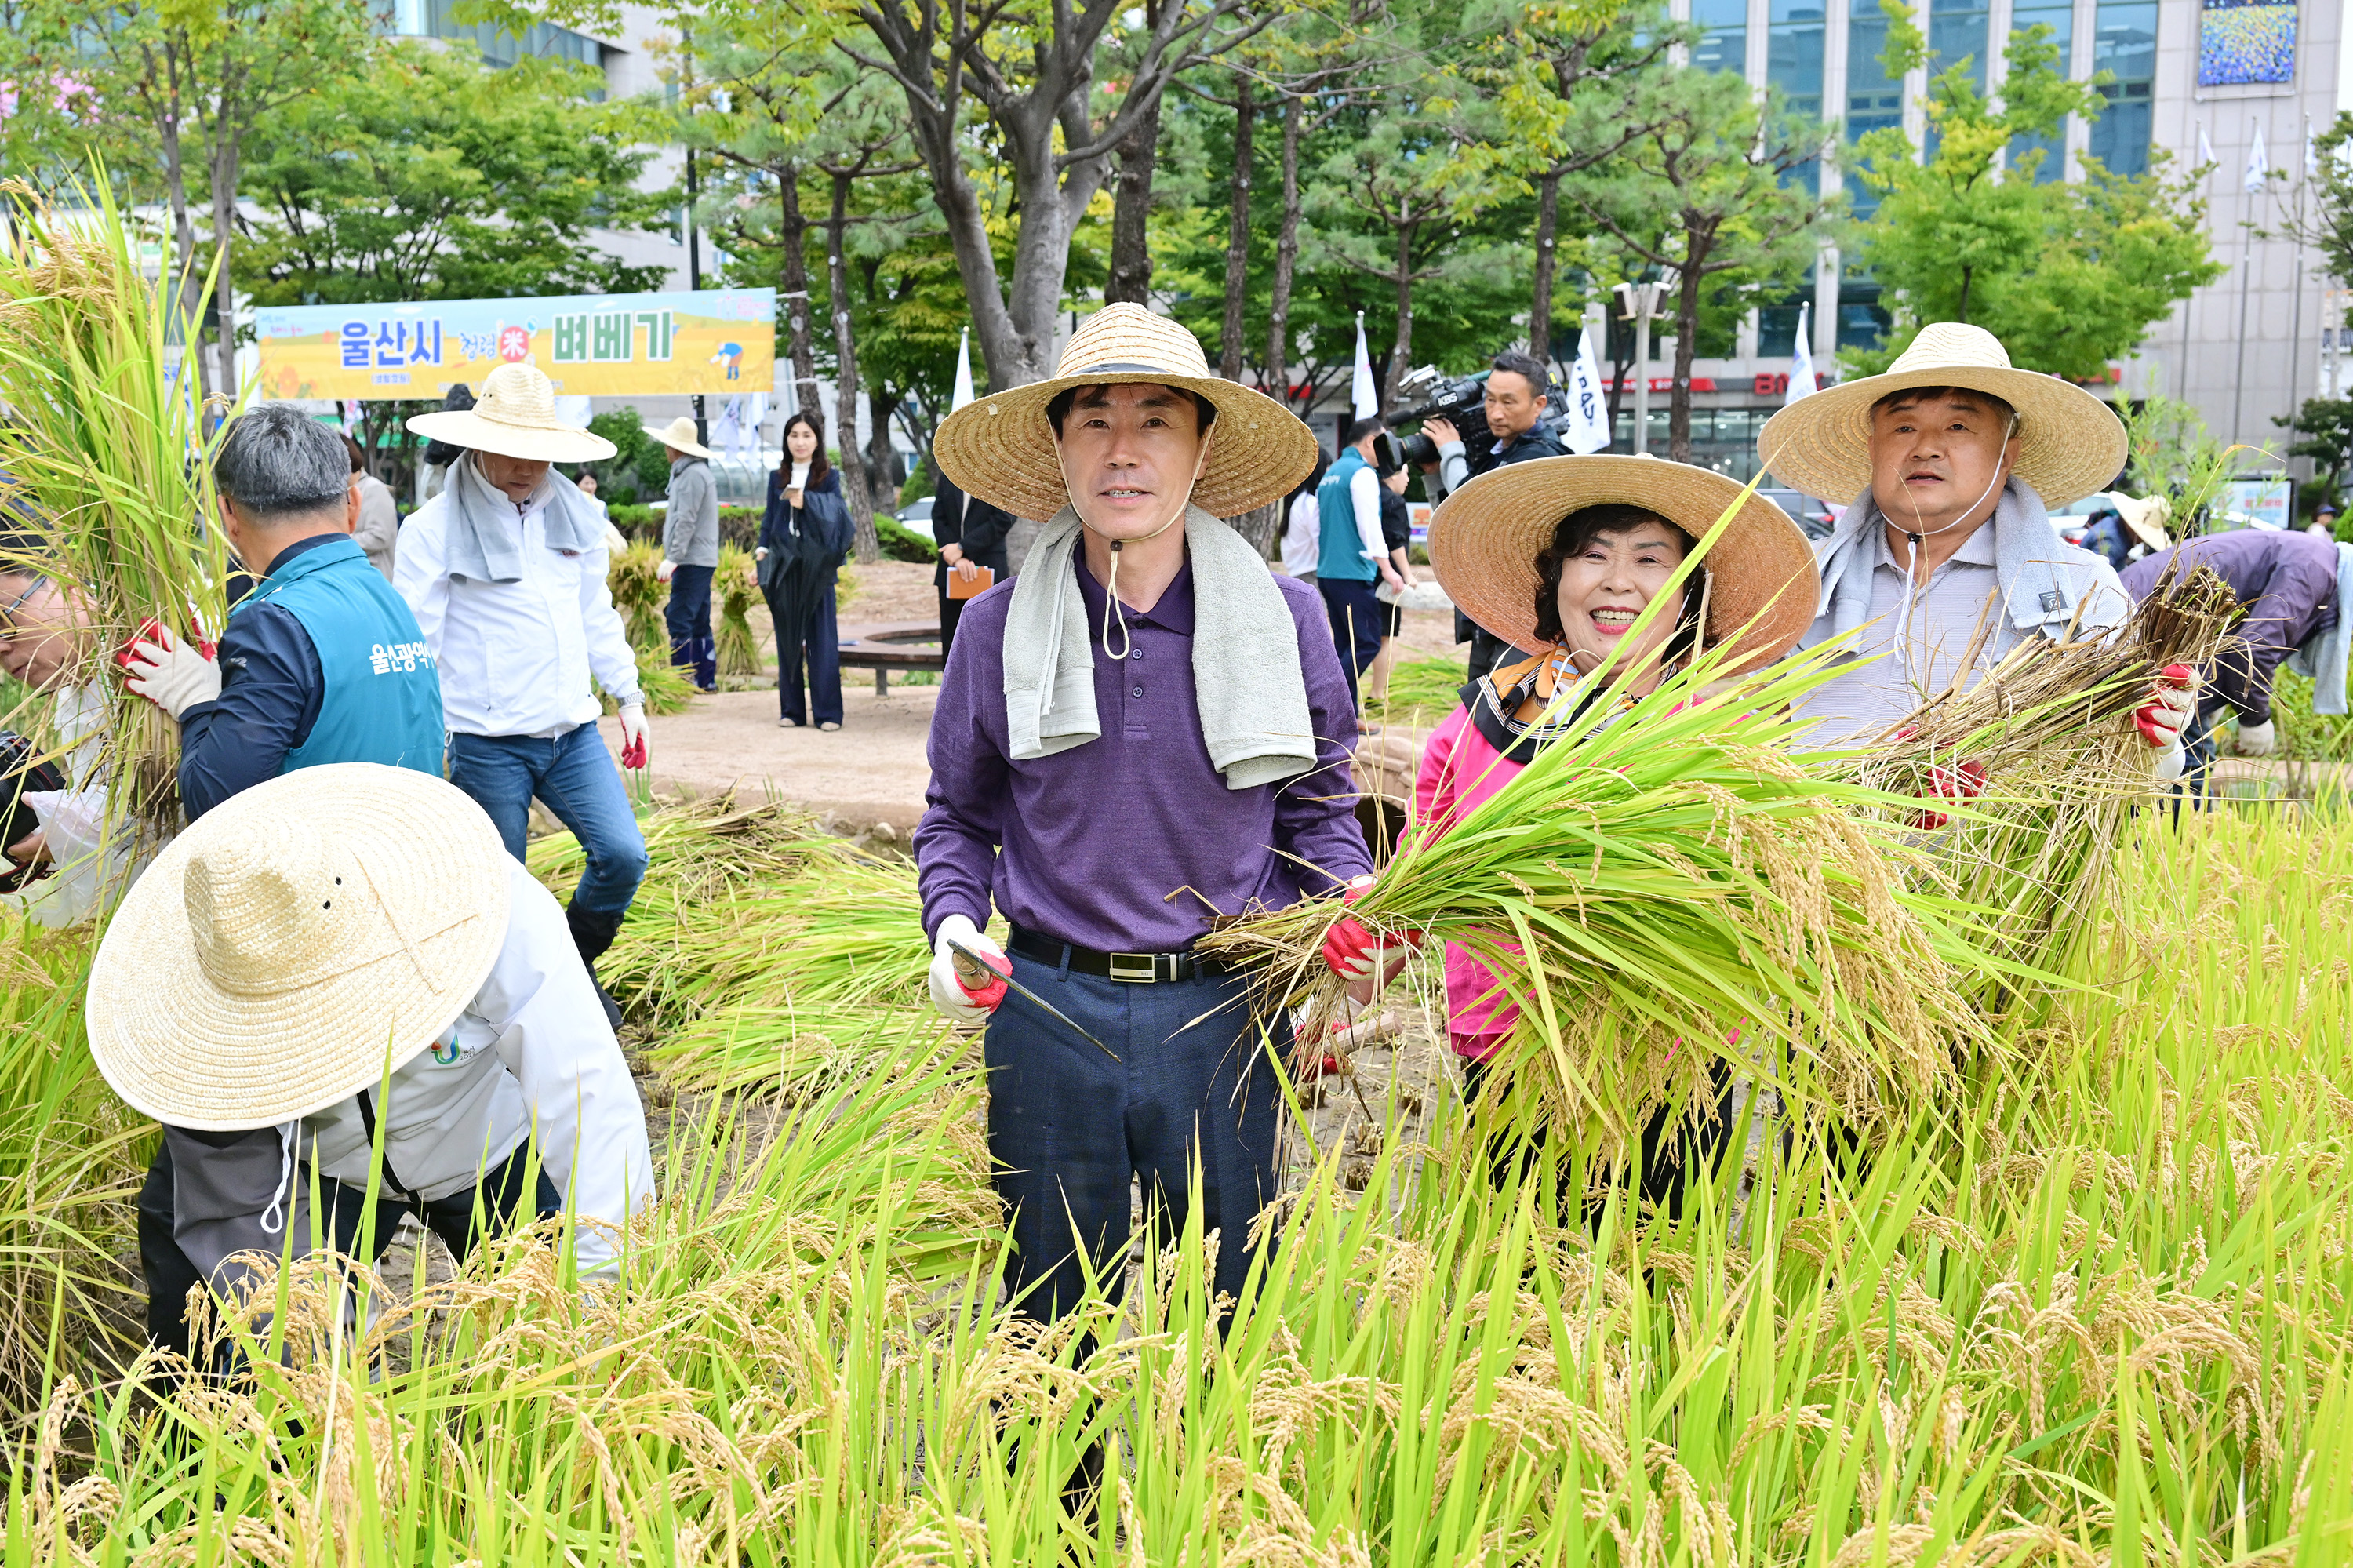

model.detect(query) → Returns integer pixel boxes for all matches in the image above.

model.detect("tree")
[1453,0,1670,358]
[67,0,377,397]
[848,0,1273,388]
[1568,67,1831,462]
[1848,5,2221,376]
[2278,396,2353,498]
[238,42,668,307]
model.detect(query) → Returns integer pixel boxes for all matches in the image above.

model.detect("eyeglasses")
[0,573,49,637]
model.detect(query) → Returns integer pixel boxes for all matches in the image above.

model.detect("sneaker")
[817,721,841,732]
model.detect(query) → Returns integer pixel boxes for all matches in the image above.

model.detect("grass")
[8,788,2353,1562]
[1363,654,1464,729]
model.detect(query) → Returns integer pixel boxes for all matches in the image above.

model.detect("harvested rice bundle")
[606,540,667,651]
[1201,642,1995,1150]
[0,179,232,825]
[1851,562,2244,989]
[715,544,762,678]
[650,1002,948,1097]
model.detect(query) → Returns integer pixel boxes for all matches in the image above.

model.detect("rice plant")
[716,545,762,679]
[0,175,234,828]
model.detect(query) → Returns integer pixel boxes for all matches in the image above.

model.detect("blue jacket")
[180,533,446,820]
[1315,449,1376,583]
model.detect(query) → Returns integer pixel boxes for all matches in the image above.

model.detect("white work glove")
[2130,665,2196,784]
[2235,719,2275,758]
[656,558,676,584]
[123,626,221,720]
[927,913,1007,1027]
[616,703,648,770]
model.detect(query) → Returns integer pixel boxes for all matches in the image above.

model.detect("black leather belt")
[1008,926,1227,984]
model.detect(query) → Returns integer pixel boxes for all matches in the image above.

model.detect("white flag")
[2308,116,2320,177]
[951,328,976,411]
[2249,122,2269,192]
[1562,325,1611,454]
[2198,123,2214,166]
[1351,311,1380,419]
[735,391,767,464]
[1786,304,1817,407]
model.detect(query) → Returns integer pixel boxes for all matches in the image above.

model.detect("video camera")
[1385,365,1568,474]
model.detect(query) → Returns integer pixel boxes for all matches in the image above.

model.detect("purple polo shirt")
[915,551,1370,952]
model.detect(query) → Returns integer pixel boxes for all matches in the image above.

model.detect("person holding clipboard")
[932,468,1013,657]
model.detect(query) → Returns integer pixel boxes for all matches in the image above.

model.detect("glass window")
[1845,4,1907,217]
[1838,278,1891,352]
[1692,0,1748,76]
[1930,0,1991,84]
[2087,0,2157,175]
[1769,0,1827,118]
[2006,0,2076,183]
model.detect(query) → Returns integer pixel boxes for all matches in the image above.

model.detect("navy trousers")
[985,949,1286,1323]
[769,579,843,726]
[1319,577,1384,709]
[664,563,716,689]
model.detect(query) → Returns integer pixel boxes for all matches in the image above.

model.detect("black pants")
[664,563,716,689]
[765,580,843,726]
[138,1138,558,1361]
[1319,577,1384,709]
[938,592,966,660]
[1459,1054,1739,1223]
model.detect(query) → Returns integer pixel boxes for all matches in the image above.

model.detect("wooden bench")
[837,622,945,697]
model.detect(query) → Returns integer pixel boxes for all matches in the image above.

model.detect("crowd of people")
[0,297,2340,1433]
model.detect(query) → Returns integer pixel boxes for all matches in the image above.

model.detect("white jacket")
[394,489,642,738]
[164,862,656,1286]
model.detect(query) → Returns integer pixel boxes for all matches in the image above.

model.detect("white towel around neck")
[1002,505,1319,790]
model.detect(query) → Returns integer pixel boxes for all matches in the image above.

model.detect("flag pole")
[2231,115,2264,447]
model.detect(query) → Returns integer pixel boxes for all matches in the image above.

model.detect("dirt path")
[605,558,1467,833]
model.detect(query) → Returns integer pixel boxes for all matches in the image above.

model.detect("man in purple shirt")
[917,306,1363,1346]
[2121,527,2347,790]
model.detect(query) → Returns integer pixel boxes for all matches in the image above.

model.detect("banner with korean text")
[251,289,775,402]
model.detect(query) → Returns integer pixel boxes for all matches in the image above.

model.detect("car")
[1758,486,1839,540]
[893,494,935,542]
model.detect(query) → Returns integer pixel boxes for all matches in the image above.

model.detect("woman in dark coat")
[757,413,853,729]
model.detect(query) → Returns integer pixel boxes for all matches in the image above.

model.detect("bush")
[899,452,935,509]
[580,407,671,506]
[875,515,935,564]
[606,503,762,551]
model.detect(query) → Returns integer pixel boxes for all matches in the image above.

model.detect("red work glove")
[111,615,214,670]
[1911,759,1987,831]
[2132,664,2198,748]
[1319,876,1422,981]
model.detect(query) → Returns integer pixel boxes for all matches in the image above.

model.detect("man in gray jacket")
[649,415,721,693]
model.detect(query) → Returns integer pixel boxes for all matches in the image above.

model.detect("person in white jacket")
[395,363,650,1024]
[86,764,654,1367]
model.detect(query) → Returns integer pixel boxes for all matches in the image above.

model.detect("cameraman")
[1423,350,1569,678]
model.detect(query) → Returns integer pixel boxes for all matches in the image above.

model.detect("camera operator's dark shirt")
[1447,425,1571,649]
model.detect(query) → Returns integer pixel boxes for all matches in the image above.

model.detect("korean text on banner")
[252,289,776,402]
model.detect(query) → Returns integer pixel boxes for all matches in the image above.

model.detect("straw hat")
[642,415,714,461]
[2112,492,2171,551]
[88,764,515,1133]
[1757,322,2126,509]
[1430,455,1819,677]
[406,362,617,464]
[930,304,1318,522]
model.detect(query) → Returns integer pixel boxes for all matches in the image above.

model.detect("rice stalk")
[0,173,234,830]
[716,544,762,678]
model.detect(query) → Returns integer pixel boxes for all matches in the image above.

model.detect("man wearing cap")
[93,765,654,1366]
[2120,526,2349,788]
[915,304,1369,1338]
[395,362,651,1021]
[648,415,721,694]
[1756,322,2194,771]
[122,405,446,821]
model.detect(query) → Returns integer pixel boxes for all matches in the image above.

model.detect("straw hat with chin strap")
[930,304,1318,522]
[87,764,515,1133]
[1431,455,1819,677]
[406,362,617,465]
[642,415,714,462]
[2113,492,2172,552]
[1757,322,2127,509]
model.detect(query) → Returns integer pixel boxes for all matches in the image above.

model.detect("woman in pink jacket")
[1401,456,1817,1205]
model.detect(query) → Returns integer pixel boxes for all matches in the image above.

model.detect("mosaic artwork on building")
[2199,0,2297,84]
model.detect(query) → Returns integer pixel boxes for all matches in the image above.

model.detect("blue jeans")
[446,725,648,916]
[1319,576,1384,708]
[664,564,715,689]
[984,946,1286,1324]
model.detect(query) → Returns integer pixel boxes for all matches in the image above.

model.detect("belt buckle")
[1107,951,1158,984]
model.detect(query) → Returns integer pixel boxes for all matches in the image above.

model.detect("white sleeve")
[474,865,654,1275]
[1351,467,1385,565]
[393,498,451,653]
[577,544,644,708]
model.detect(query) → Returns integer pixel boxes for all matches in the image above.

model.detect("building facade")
[1660,0,2346,500]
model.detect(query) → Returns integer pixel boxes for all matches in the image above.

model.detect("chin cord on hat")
[1079,439,1215,663]
[258,1121,298,1236]
[1892,413,2020,674]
